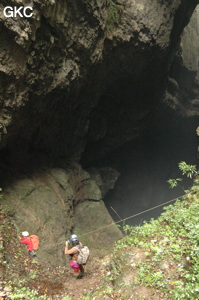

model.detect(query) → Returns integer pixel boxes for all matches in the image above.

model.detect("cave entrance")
[103,111,198,226]
[81,10,199,226]
[83,101,198,226]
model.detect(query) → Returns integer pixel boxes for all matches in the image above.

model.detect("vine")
[106,0,124,35]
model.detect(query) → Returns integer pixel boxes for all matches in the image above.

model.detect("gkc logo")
[3,6,33,18]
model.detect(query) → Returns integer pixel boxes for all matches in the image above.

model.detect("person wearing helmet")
[18,231,39,259]
[64,234,84,279]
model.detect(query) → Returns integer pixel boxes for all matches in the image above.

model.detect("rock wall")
[0,0,198,165]
[0,0,199,264]
[165,6,199,116]
[2,164,122,264]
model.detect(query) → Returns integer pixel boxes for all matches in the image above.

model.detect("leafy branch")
[167,161,197,190]
[167,178,183,189]
[178,161,197,178]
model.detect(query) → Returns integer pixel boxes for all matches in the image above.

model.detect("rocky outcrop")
[165,6,199,116]
[0,0,198,166]
[74,200,123,258]
[88,167,120,197]
[2,164,122,264]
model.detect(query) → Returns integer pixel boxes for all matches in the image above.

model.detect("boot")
[74,274,82,279]
[74,269,84,279]
[79,268,84,278]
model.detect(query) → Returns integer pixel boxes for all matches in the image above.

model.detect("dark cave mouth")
[0,45,198,221]
[1,36,169,168]
[87,110,198,226]
[0,80,198,226]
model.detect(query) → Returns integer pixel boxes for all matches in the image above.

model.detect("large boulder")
[73,200,123,257]
[2,163,121,264]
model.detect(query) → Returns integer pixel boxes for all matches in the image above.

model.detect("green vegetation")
[178,161,197,178]
[167,161,197,189]
[8,286,71,300]
[0,195,79,300]
[85,164,199,299]
[1,161,199,299]
[8,286,48,300]
[113,191,199,299]
[106,0,124,34]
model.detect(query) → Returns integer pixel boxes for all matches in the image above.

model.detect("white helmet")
[70,234,78,242]
[22,231,29,237]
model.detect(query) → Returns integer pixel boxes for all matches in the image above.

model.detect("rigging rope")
[79,194,184,238]
[41,194,185,249]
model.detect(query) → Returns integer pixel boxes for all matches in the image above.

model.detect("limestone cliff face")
[0,0,198,165]
[2,164,122,264]
[165,6,199,116]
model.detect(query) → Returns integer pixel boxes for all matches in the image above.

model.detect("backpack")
[76,245,90,265]
[30,235,39,250]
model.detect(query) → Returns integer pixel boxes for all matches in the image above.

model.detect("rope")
[79,194,184,238]
[40,194,185,249]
